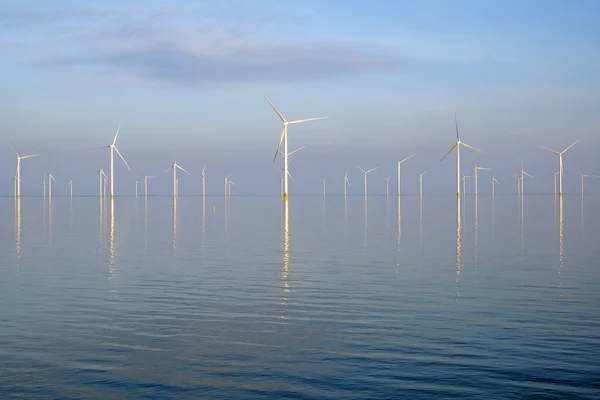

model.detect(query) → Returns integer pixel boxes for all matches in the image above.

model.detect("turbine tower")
[93,125,130,199]
[144,175,154,198]
[201,165,206,197]
[548,170,559,196]
[264,93,327,201]
[579,171,600,196]
[515,162,533,195]
[395,154,415,197]
[441,114,483,198]
[9,143,39,198]
[541,140,579,196]
[356,166,378,196]
[344,171,350,198]
[418,170,431,197]
[491,175,500,196]
[472,161,491,196]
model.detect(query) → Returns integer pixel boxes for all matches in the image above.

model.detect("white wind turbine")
[418,169,431,197]
[548,170,559,196]
[201,165,206,197]
[395,154,415,196]
[43,175,46,198]
[472,161,491,196]
[144,175,154,198]
[344,171,350,198]
[541,140,579,196]
[462,174,472,196]
[69,179,73,198]
[228,179,236,196]
[93,125,130,199]
[490,175,500,196]
[513,173,522,196]
[97,169,109,198]
[224,174,231,197]
[515,162,533,195]
[440,114,483,198]
[135,180,142,198]
[385,176,390,197]
[278,146,304,194]
[264,93,327,201]
[356,166,378,196]
[322,179,326,198]
[48,171,56,198]
[9,143,39,198]
[579,171,600,196]
[167,161,190,198]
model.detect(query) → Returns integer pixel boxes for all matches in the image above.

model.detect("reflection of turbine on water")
[15,198,21,271]
[455,198,462,301]
[396,196,402,266]
[364,196,369,248]
[48,196,53,244]
[109,199,117,282]
[520,193,525,260]
[419,195,423,250]
[173,197,178,256]
[558,197,564,294]
[144,196,148,254]
[474,195,479,265]
[280,201,290,317]
[99,196,104,249]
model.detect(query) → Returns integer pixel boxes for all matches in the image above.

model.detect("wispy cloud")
[0,1,403,86]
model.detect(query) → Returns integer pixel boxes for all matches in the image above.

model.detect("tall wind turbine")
[472,162,491,196]
[344,171,350,198]
[516,163,533,195]
[385,176,390,197]
[541,140,579,196]
[418,169,431,197]
[491,175,500,196]
[201,165,206,197]
[356,166,378,196]
[93,125,130,199]
[9,143,39,198]
[441,114,483,198]
[144,175,154,198]
[48,171,56,198]
[395,154,415,196]
[264,93,327,201]
[548,170,559,196]
[167,161,190,198]
[579,171,600,196]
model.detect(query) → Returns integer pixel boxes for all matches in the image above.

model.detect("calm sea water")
[1,195,599,399]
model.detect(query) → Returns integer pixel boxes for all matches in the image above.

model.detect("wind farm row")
[7,94,598,200]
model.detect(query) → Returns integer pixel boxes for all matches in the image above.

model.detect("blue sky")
[1,0,599,196]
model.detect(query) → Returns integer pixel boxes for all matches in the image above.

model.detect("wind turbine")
[201,165,206,197]
[135,180,142,198]
[541,140,579,196]
[48,171,56,198]
[344,171,350,198]
[548,170,559,196]
[264,93,327,201]
[356,166,378,196]
[144,175,154,198]
[579,171,600,196]
[93,125,130,199]
[395,154,415,196]
[385,176,390,197]
[490,175,500,196]
[472,162,491,196]
[513,173,522,196]
[322,179,326,198]
[224,174,231,197]
[167,162,190,198]
[69,179,73,198]
[462,174,472,196]
[418,169,431,197]
[440,114,483,198]
[9,143,39,198]
[515,163,533,195]
[43,175,46,198]
[228,179,236,196]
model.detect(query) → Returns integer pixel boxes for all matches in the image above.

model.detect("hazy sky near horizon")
[1,0,599,196]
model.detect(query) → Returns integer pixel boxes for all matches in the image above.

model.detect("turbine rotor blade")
[440,143,458,161]
[263,93,286,123]
[113,146,131,171]
[8,142,19,158]
[461,142,484,154]
[176,165,191,175]
[455,113,460,141]
[288,117,328,124]
[112,124,121,146]
[399,153,415,164]
[366,167,378,174]
[356,166,366,173]
[273,127,285,163]
[561,139,580,154]
[21,154,40,160]
[288,146,306,156]
[540,146,559,155]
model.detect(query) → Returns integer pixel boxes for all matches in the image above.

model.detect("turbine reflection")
[15,198,21,271]
[396,195,402,266]
[558,196,564,294]
[456,198,462,301]
[109,198,117,282]
[281,200,290,318]
[173,196,178,256]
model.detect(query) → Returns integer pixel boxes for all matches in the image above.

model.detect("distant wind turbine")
[462,174,472,196]
[48,171,56,198]
[344,171,350,198]
[395,154,415,196]
[385,176,390,197]
[97,169,109,197]
[472,161,491,196]
[548,170,559,196]
[579,171,600,196]
[9,143,39,198]
[418,169,431,197]
[356,166,378,196]
[441,114,483,198]
[92,125,130,199]
[322,179,326,198]
[541,140,579,196]
[264,93,327,201]
[224,174,231,197]
[144,175,154,198]
[135,180,142,198]
[201,165,206,197]
[167,161,190,198]
[69,179,73,199]
[515,163,533,195]
[43,175,46,198]
[490,175,500,196]
[228,179,236,196]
